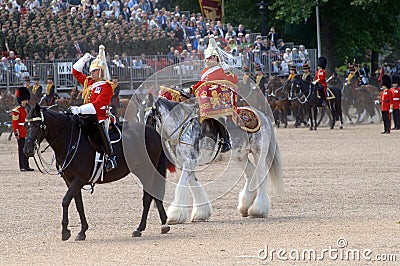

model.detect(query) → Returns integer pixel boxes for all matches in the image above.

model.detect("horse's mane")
[157,97,180,111]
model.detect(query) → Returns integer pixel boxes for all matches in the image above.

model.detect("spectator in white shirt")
[112,54,125,67]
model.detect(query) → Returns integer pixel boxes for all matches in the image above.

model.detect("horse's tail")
[267,130,284,194]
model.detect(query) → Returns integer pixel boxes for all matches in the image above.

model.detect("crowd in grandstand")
[0,0,318,76]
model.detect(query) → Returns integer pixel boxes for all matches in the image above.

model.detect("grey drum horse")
[141,93,284,224]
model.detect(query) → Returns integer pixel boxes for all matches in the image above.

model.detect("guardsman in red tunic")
[314,56,328,106]
[390,74,400,130]
[183,36,238,152]
[70,45,117,172]
[12,87,34,172]
[379,75,393,134]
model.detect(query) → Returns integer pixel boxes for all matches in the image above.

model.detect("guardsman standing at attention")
[379,75,393,134]
[390,74,400,130]
[12,87,34,172]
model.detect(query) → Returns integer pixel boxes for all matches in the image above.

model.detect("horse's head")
[134,93,155,124]
[290,79,312,103]
[266,75,282,96]
[24,103,46,157]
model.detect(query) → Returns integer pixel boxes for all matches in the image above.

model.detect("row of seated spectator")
[0,0,255,61]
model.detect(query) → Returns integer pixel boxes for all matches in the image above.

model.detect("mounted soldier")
[69,45,117,172]
[182,35,238,153]
[288,65,298,81]
[345,64,359,93]
[314,56,328,106]
[31,75,43,98]
[301,63,312,83]
[255,64,267,95]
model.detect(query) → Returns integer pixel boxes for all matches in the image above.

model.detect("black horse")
[24,103,172,240]
[291,79,343,130]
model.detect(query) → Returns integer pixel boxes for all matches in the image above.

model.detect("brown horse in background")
[266,75,289,127]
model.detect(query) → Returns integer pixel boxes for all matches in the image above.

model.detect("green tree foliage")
[172,0,400,70]
[268,0,400,68]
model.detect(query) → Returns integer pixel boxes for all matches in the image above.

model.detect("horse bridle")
[292,81,311,104]
[26,108,82,175]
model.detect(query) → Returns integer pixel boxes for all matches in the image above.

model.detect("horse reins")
[27,109,82,175]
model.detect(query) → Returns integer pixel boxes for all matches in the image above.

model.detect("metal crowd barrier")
[0,51,317,96]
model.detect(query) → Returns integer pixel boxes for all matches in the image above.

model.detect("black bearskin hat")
[381,74,392,89]
[15,87,31,104]
[317,56,327,69]
[392,74,400,85]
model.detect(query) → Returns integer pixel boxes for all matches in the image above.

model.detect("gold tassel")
[256,74,262,86]
[243,74,249,84]
[82,77,91,104]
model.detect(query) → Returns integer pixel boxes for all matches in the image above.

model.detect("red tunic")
[12,105,27,138]
[72,69,113,121]
[380,88,393,111]
[389,86,400,110]
[191,65,239,120]
[315,69,327,90]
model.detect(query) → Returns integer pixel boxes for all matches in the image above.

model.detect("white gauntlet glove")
[82,53,93,62]
[73,53,94,72]
[68,106,81,115]
[181,87,192,95]
[68,103,96,115]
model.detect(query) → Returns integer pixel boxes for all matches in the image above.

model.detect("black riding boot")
[215,121,231,153]
[97,122,117,172]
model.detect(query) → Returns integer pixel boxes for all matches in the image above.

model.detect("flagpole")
[316,2,321,57]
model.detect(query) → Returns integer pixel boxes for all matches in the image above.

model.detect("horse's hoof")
[309,127,313,131]
[62,230,71,241]
[339,126,343,129]
[161,224,170,234]
[75,233,86,241]
[132,230,142,237]
[330,127,334,130]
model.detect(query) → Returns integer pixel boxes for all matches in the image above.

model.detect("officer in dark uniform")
[288,65,298,81]
[24,76,31,90]
[302,63,312,83]
[110,75,120,117]
[32,75,43,98]
[255,64,267,95]
[45,75,56,105]
[12,87,34,172]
